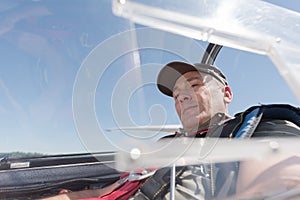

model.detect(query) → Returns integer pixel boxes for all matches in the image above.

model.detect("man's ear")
[224,86,233,103]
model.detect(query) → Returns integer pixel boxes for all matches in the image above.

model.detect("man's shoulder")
[253,119,300,137]
[221,104,300,138]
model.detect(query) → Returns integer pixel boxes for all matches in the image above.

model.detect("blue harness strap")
[234,107,262,138]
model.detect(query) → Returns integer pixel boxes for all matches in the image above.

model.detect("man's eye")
[191,82,204,88]
[173,94,179,99]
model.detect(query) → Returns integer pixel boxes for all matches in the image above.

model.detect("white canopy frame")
[113,0,300,101]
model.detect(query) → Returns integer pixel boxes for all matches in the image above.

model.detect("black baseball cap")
[157,61,228,97]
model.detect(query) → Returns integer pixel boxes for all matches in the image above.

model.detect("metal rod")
[170,162,176,200]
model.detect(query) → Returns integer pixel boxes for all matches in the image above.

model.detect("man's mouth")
[182,105,199,115]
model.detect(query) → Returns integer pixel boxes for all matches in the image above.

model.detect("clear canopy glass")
[0,0,299,159]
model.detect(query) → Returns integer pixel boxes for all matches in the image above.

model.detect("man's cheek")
[175,105,182,118]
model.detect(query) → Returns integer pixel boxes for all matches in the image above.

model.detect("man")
[130,61,236,199]
[44,61,300,199]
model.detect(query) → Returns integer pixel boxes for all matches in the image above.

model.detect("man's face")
[172,71,227,132]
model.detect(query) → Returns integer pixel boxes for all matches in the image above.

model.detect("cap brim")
[157,61,198,97]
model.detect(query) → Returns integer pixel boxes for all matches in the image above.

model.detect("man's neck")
[184,112,230,135]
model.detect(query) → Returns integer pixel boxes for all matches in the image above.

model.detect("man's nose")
[177,93,192,103]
